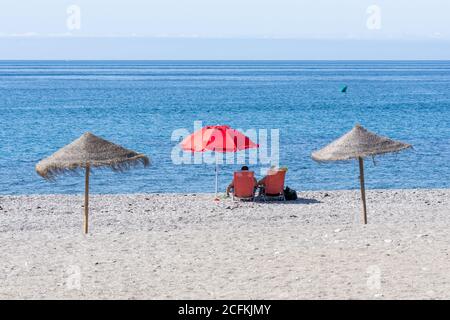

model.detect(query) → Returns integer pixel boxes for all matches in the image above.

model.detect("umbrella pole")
[358,157,368,224]
[84,164,90,234]
[215,162,219,198]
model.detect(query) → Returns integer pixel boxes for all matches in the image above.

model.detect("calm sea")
[0,61,449,194]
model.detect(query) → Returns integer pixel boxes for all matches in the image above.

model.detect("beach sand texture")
[0,189,449,299]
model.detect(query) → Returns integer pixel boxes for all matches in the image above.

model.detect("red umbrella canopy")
[180,125,258,152]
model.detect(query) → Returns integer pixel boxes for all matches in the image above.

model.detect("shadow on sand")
[254,196,322,205]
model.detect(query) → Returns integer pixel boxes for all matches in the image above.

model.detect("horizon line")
[1,59,450,62]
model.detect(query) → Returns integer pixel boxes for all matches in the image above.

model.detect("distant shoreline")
[2,59,450,62]
[2,37,450,60]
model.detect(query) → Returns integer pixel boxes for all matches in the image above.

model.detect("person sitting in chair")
[257,166,288,196]
[226,166,257,197]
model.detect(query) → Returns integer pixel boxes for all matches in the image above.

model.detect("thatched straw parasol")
[36,132,150,233]
[312,124,412,224]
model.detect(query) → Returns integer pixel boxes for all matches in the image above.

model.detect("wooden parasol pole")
[84,163,90,234]
[358,157,368,224]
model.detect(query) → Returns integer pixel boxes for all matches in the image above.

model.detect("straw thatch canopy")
[36,132,150,179]
[312,124,412,162]
[311,124,412,224]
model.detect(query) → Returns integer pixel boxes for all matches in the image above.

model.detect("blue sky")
[1,0,449,59]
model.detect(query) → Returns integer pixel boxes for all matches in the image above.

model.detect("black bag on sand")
[284,186,298,201]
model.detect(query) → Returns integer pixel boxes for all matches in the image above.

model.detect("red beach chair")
[260,169,286,201]
[232,171,256,201]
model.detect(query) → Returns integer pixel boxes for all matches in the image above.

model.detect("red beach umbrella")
[181,125,258,152]
[180,125,259,197]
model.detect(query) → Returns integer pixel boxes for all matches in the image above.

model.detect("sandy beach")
[0,188,449,299]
